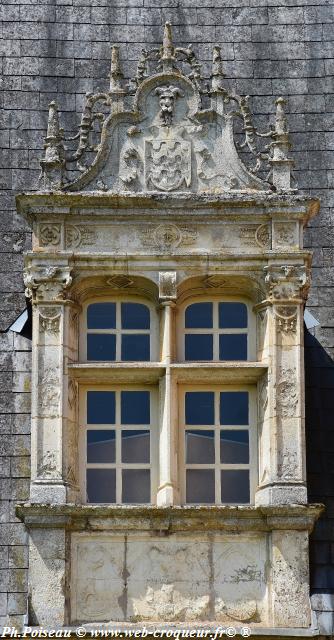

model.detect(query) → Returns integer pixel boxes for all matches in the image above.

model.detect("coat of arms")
[145,139,191,191]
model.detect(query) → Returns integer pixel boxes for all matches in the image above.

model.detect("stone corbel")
[24,264,72,302]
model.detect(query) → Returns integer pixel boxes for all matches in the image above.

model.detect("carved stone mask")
[155,85,183,126]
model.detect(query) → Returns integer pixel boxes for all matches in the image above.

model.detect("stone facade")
[1,1,334,636]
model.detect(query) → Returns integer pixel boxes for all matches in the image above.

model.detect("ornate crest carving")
[38,23,291,194]
[39,223,61,247]
[145,139,191,191]
[274,223,296,247]
[141,223,197,249]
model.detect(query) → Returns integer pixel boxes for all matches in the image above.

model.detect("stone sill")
[68,362,268,384]
[16,191,319,222]
[16,503,324,532]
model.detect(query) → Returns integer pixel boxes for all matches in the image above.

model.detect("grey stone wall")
[0,0,333,632]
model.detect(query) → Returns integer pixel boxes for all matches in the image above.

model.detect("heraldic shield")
[145,139,191,192]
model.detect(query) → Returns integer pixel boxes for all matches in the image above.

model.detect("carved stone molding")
[24,265,72,301]
[65,225,96,250]
[159,272,177,300]
[141,223,198,249]
[273,305,298,333]
[39,307,61,335]
[106,275,134,289]
[39,223,61,247]
[264,264,309,301]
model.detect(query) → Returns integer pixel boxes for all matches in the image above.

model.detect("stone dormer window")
[16,23,323,632]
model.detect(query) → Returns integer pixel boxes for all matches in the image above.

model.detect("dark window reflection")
[220,392,248,425]
[185,392,215,425]
[121,334,150,361]
[122,430,150,463]
[220,430,249,464]
[87,391,115,424]
[185,303,213,328]
[121,391,150,424]
[186,430,215,464]
[87,430,115,463]
[87,303,116,329]
[87,334,116,361]
[186,469,215,503]
[122,469,150,503]
[221,470,250,503]
[219,334,247,360]
[87,468,116,503]
[219,303,247,329]
[185,334,213,361]
[121,303,150,329]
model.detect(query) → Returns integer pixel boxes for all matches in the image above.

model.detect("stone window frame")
[79,383,159,504]
[179,384,258,505]
[177,295,257,362]
[80,296,159,363]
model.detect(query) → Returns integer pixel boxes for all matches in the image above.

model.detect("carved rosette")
[65,225,96,250]
[24,265,72,302]
[141,223,198,250]
[39,223,62,247]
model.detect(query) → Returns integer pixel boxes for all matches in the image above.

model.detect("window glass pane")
[121,391,150,424]
[220,430,249,464]
[185,430,215,464]
[122,430,150,463]
[220,392,248,425]
[87,334,116,361]
[121,303,150,329]
[87,303,116,329]
[219,334,247,360]
[219,303,247,329]
[121,334,150,361]
[86,469,116,503]
[122,469,150,503]
[185,392,214,425]
[185,334,213,361]
[87,391,115,424]
[87,430,115,463]
[185,303,213,328]
[221,470,250,503]
[186,469,215,503]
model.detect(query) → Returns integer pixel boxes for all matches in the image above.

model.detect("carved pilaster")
[256,263,309,505]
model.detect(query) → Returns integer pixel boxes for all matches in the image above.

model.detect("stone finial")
[109,45,124,94]
[40,101,65,189]
[211,45,225,92]
[269,97,294,191]
[161,22,175,73]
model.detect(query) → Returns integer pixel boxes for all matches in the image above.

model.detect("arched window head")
[182,300,250,362]
[85,300,154,362]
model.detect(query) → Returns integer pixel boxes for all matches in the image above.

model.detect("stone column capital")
[263,264,310,303]
[24,264,72,302]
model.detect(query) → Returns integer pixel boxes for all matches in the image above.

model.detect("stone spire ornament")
[211,45,225,92]
[269,97,295,191]
[161,21,175,73]
[109,45,124,95]
[40,101,65,189]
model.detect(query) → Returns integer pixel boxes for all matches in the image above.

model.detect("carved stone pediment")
[39,23,295,196]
